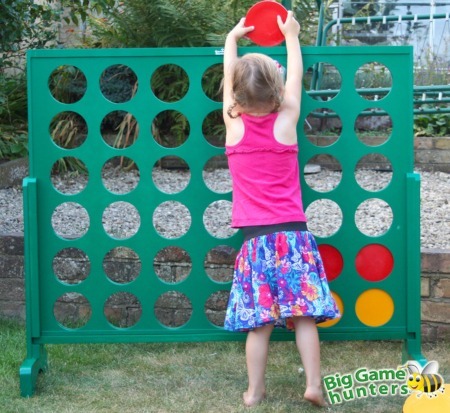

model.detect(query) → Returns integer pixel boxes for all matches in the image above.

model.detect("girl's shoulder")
[225,115,245,147]
[274,109,298,145]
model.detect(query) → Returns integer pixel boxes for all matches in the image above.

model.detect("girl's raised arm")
[277,11,302,119]
[223,18,254,122]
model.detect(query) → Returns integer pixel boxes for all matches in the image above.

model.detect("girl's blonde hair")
[227,53,284,118]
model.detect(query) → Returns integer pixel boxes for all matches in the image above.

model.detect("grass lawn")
[1,320,449,413]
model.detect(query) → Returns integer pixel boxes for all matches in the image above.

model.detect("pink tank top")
[225,112,307,228]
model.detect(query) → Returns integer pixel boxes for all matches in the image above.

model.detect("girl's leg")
[293,316,327,407]
[244,323,274,407]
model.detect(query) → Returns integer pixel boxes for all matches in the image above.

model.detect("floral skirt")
[224,231,341,332]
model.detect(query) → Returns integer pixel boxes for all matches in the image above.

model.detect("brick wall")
[0,234,25,319]
[1,233,449,341]
[415,136,450,173]
[421,248,450,341]
[0,234,235,329]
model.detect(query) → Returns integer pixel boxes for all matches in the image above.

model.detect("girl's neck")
[246,111,272,117]
[242,103,278,117]
[242,111,274,117]
[233,102,278,118]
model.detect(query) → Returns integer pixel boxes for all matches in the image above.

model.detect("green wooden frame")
[21,46,424,397]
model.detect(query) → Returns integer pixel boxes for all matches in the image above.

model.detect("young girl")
[222,12,340,408]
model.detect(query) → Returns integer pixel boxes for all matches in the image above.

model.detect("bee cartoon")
[399,360,445,398]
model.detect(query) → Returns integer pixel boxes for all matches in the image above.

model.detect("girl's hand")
[228,17,254,41]
[277,11,300,38]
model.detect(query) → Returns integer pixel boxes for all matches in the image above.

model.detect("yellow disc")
[318,291,343,328]
[355,289,394,327]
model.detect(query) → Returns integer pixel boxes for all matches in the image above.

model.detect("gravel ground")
[0,167,449,249]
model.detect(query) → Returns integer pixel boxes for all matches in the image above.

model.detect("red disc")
[245,1,288,46]
[355,244,394,282]
[318,244,343,281]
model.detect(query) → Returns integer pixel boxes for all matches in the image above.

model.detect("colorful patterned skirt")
[224,231,341,332]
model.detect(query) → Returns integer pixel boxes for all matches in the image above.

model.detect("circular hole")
[103,247,141,284]
[203,200,237,239]
[102,202,140,240]
[203,110,225,147]
[152,110,189,148]
[54,293,91,329]
[355,62,392,101]
[204,245,238,283]
[154,291,192,328]
[317,245,343,282]
[50,111,88,149]
[52,202,89,239]
[318,291,343,328]
[49,65,87,104]
[153,201,191,239]
[355,108,392,146]
[303,108,342,147]
[202,64,223,102]
[355,198,393,237]
[304,155,342,192]
[355,154,393,192]
[104,292,142,328]
[151,64,188,102]
[303,62,342,101]
[102,157,140,195]
[356,244,394,282]
[152,156,190,194]
[51,157,88,195]
[203,156,231,194]
[100,64,138,103]
[154,246,192,284]
[305,199,342,238]
[101,110,139,148]
[53,248,90,285]
[205,290,230,326]
[355,289,394,327]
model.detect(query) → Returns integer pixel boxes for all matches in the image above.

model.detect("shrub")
[414,110,450,137]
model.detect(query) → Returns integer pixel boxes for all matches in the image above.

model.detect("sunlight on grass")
[1,320,449,413]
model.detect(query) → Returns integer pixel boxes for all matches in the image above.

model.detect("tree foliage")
[88,0,319,48]
[0,0,57,69]
[0,0,117,69]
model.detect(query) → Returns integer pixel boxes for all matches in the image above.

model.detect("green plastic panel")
[21,46,422,396]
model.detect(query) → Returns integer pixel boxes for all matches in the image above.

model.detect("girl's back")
[225,112,306,228]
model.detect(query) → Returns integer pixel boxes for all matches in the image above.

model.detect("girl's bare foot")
[304,386,328,408]
[243,390,266,407]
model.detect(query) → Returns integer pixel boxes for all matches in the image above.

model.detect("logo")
[322,360,450,412]
[400,360,450,413]
[323,367,409,405]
